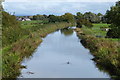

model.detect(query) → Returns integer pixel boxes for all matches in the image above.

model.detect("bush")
[2,11,27,47]
[76,19,93,28]
[106,25,120,38]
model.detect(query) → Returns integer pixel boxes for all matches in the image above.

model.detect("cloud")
[5,0,118,2]
[3,2,115,16]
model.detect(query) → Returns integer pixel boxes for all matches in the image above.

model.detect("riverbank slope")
[75,24,120,79]
[2,21,74,78]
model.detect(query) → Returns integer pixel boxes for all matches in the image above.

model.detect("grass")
[2,12,76,78]
[82,23,110,37]
[2,21,74,78]
[75,23,120,79]
[20,20,44,29]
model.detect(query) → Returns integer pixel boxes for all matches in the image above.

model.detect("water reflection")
[61,28,73,36]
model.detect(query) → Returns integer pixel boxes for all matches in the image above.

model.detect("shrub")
[76,19,93,28]
[106,25,120,38]
[2,11,27,47]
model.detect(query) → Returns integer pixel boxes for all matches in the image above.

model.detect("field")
[20,20,44,29]
[82,23,109,37]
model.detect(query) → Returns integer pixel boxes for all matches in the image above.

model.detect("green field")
[82,23,110,37]
[82,23,120,41]
[20,20,44,29]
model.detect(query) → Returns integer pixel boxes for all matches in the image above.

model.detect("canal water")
[19,27,110,78]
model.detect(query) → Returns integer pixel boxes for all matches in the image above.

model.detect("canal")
[19,27,110,78]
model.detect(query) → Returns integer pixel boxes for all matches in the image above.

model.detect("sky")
[2,0,118,16]
[4,0,119,2]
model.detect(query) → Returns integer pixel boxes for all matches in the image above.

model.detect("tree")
[33,14,46,20]
[76,19,93,28]
[105,1,120,38]
[62,13,75,23]
[48,15,59,23]
[84,12,101,23]
[76,12,83,19]
[97,13,103,16]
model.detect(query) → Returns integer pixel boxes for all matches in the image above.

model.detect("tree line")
[31,1,120,39]
[32,13,75,23]
[29,12,104,25]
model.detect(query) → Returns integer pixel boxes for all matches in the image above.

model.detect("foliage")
[76,19,93,28]
[75,12,83,19]
[33,14,49,23]
[106,25,120,38]
[32,13,75,23]
[62,13,75,23]
[105,1,120,38]
[84,12,101,23]
[2,11,27,47]
[48,15,60,23]
[97,13,103,16]
[75,12,105,28]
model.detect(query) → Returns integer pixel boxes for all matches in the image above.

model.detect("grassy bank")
[75,23,120,79]
[2,21,74,78]
[81,23,110,37]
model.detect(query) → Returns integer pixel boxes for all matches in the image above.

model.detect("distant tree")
[76,19,82,28]
[62,13,75,23]
[76,12,83,19]
[75,12,93,28]
[43,14,48,18]
[97,13,103,16]
[76,19,93,28]
[48,15,58,23]
[84,12,101,23]
[97,13,104,22]
[33,14,46,20]
[32,14,49,23]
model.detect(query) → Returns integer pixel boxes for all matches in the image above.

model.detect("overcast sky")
[5,0,119,2]
[3,0,117,16]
